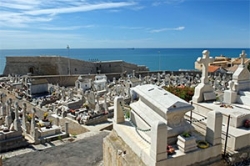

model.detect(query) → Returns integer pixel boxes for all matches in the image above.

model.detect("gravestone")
[192,50,216,103]
[224,50,250,105]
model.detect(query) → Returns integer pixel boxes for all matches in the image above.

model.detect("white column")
[150,121,168,163]
[206,111,222,145]
[31,108,36,138]
[114,96,124,124]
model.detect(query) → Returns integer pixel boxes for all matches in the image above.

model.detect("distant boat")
[128,48,135,50]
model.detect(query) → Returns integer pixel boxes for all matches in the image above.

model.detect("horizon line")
[1,47,250,50]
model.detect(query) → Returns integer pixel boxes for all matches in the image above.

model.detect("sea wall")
[3,56,96,76]
[95,61,148,74]
[3,56,148,76]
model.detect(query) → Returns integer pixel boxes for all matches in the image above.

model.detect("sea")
[0,48,249,75]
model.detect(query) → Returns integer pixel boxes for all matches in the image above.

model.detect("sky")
[0,0,249,49]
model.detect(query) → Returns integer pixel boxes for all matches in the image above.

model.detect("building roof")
[226,65,239,73]
[208,66,220,73]
[232,58,250,65]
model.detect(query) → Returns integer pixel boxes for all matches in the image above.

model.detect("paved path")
[2,131,109,166]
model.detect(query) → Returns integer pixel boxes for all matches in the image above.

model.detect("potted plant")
[181,132,192,138]
[177,131,197,153]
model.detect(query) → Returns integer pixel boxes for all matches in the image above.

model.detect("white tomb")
[130,84,194,143]
[75,75,92,92]
[191,50,250,155]
[93,74,107,91]
[112,83,223,166]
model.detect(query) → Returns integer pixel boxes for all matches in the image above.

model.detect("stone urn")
[177,133,197,153]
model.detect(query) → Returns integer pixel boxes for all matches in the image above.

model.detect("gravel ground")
[3,131,109,166]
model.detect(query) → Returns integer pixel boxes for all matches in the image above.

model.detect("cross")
[240,50,246,66]
[197,50,214,84]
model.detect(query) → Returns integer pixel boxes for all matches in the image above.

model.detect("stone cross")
[197,50,214,84]
[240,50,246,66]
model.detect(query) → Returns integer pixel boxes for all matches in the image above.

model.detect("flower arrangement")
[243,119,250,128]
[27,113,32,122]
[82,103,89,109]
[167,145,175,154]
[43,112,49,122]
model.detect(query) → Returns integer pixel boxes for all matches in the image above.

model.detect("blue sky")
[0,0,249,49]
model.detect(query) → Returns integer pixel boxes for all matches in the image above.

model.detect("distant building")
[3,56,149,76]
[195,54,249,74]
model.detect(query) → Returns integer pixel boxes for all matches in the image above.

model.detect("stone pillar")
[56,117,60,126]
[65,122,69,136]
[132,70,135,78]
[103,94,108,113]
[31,108,36,138]
[14,102,22,131]
[5,99,10,117]
[0,104,6,117]
[52,104,55,112]
[114,97,124,124]
[5,99,12,128]
[22,103,27,130]
[34,127,39,144]
[150,121,168,164]
[206,111,222,145]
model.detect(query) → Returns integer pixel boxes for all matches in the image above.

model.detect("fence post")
[223,115,230,157]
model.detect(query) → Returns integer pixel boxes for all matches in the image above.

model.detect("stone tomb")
[224,51,250,106]
[191,50,250,157]
[129,84,194,144]
[111,84,223,166]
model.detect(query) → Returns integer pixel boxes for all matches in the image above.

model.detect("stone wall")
[95,61,148,74]
[3,56,148,76]
[103,130,146,166]
[4,56,60,75]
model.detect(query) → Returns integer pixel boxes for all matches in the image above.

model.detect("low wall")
[103,130,147,166]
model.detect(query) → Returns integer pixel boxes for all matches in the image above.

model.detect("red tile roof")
[208,66,220,73]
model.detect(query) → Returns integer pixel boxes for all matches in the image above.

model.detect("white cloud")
[24,2,136,16]
[0,1,137,28]
[150,26,185,33]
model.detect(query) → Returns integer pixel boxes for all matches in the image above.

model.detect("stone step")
[238,91,250,97]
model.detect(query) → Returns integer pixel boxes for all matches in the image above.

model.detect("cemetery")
[0,49,250,165]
